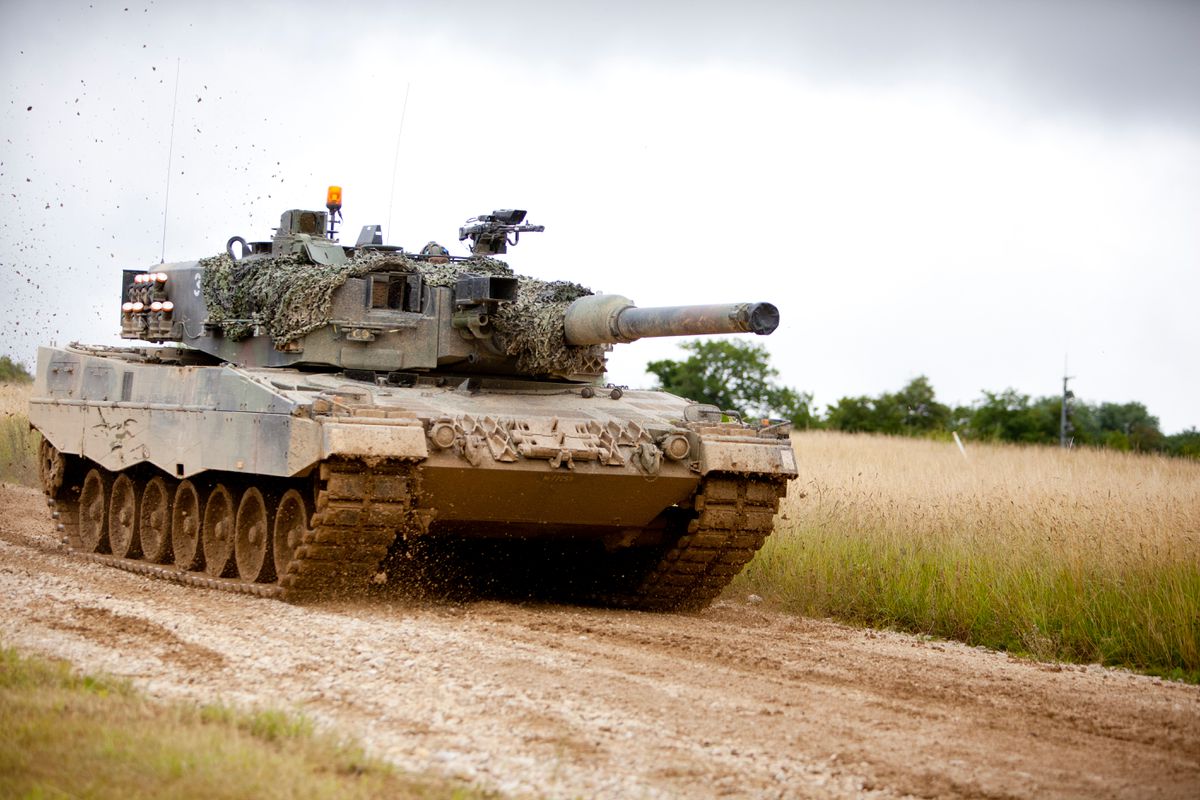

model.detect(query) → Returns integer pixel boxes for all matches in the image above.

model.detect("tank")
[29,195,797,610]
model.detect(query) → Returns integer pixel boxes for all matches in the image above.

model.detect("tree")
[968,389,1043,443]
[1027,395,1067,444]
[1165,428,1200,459]
[825,395,877,433]
[810,372,1187,458]
[0,355,32,384]
[1062,398,1099,446]
[891,376,952,433]
[646,340,815,425]
[824,377,949,436]
[1095,402,1163,451]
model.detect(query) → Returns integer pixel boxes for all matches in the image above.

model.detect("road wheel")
[171,480,205,571]
[108,473,141,559]
[235,487,275,582]
[273,488,310,578]
[78,468,112,554]
[139,476,174,564]
[202,483,238,578]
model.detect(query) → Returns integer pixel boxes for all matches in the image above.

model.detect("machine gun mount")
[459,209,544,255]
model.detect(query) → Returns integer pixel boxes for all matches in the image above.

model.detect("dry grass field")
[733,431,1200,681]
[0,382,38,488]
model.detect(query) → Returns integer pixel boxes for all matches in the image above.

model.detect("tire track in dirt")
[1,482,1197,799]
[30,600,228,672]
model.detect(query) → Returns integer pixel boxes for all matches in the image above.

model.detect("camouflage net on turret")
[199,251,601,375]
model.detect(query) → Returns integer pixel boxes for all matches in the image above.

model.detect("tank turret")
[118,204,781,381]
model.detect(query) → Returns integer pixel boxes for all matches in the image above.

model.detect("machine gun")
[458,209,544,255]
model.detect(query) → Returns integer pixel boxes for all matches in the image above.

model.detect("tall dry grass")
[0,382,39,487]
[732,431,1200,680]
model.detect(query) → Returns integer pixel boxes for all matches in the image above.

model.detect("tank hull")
[31,344,797,609]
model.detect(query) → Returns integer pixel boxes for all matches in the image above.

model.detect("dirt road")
[1,483,1196,799]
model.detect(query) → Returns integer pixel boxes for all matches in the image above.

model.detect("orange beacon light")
[325,186,343,238]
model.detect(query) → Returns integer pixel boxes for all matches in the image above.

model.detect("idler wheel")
[139,476,174,564]
[107,473,141,559]
[273,488,310,578]
[171,480,205,571]
[235,487,275,583]
[202,483,239,578]
[79,468,112,554]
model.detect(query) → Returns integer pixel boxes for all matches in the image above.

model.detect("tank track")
[44,453,782,610]
[48,458,426,602]
[615,474,787,612]
[279,460,429,600]
[74,550,285,598]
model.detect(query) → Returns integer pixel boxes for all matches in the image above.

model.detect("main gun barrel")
[563,295,779,345]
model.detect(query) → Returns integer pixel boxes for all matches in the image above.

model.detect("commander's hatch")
[271,209,348,265]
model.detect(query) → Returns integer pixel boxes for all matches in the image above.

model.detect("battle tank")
[29,191,797,610]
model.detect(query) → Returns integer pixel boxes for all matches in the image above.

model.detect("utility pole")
[1060,358,1075,448]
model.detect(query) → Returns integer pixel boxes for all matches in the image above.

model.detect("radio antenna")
[159,58,181,264]
[386,82,411,244]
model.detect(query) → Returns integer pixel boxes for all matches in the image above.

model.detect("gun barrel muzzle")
[563,295,780,345]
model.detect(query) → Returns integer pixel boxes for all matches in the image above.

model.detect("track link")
[621,474,787,611]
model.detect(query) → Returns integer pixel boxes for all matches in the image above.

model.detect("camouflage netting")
[199,250,600,375]
[493,277,597,375]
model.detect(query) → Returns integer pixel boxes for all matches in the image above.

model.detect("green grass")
[733,526,1200,682]
[0,645,495,799]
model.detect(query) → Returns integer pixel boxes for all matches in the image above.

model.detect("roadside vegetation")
[731,430,1200,682]
[649,340,1200,458]
[0,356,32,384]
[0,381,39,488]
[0,644,493,799]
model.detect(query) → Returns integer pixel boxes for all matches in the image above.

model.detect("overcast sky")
[2,0,1198,432]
